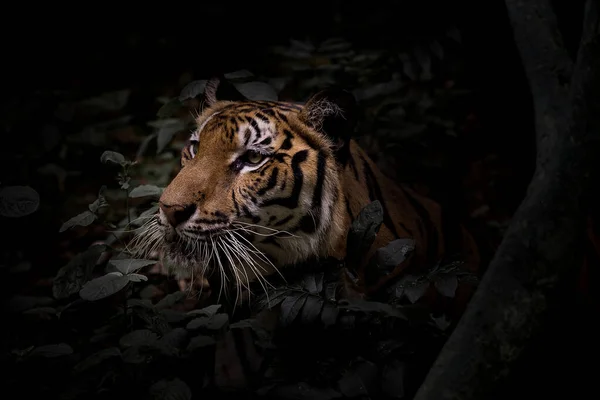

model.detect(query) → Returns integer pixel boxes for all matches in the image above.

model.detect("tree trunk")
[414,1,600,399]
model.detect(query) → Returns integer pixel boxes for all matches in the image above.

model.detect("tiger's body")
[136,77,479,311]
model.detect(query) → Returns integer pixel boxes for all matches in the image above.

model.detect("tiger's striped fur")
[143,77,479,306]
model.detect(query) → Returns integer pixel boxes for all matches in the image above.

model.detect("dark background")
[2,0,593,398]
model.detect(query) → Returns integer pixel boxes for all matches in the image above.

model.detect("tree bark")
[414,1,600,399]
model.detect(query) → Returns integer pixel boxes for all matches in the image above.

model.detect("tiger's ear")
[299,88,357,164]
[203,75,248,107]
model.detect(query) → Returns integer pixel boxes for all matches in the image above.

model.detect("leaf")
[301,272,324,294]
[157,97,183,119]
[100,150,126,165]
[321,303,340,327]
[29,343,73,358]
[207,313,229,330]
[129,184,163,199]
[53,244,107,299]
[156,291,188,310]
[346,201,384,265]
[431,314,452,331]
[88,185,109,214]
[59,210,96,232]
[110,258,157,274]
[179,80,207,102]
[280,293,308,326]
[402,281,430,303]
[73,347,121,373]
[186,335,216,352]
[186,317,211,330]
[338,359,378,397]
[161,309,188,324]
[148,378,192,400]
[79,272,130,301]
[160,328,188,349]
[132,204,159,227]
[224,69,254,80]
[233,81,278,101]
[0,185,40,218]
[148,119,186,154]
[381,360,406,398]
[434,275,458,298]
[128,273,148,283]
[8,295,54,313]
[119,329,159,348]
[300,295,324,323]
[338,299,407,319]
[186,303,221,317]
[376,238,415,269]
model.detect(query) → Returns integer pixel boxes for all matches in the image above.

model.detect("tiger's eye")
[244,150,264,165]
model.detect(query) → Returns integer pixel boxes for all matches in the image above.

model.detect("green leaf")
[376,238,415,269]
[88,185,109,214]
[160,328,188,349]
[280,293,308,327]
[128,273,148,283]
[73,347,121,373]
[321,303,340,327]
[110,258,156,274]
[59,210,97,232]
[156,291,188,310]
[119,329,159,348]
[79,272,130,301]
[300,295,324,323]
[148,118,186,154]
[29,343,73,358]
[346,201,383,267]
[148,378,192,400]
[301,272,324,294]
[434,275,458,298]
[207,313,229,330]
[8,295,54,313]
[157,97,183,119]
[132,204,159,227]
[186,303,221,317]
[186,317,211,330]
[400,281,430,303]
[100,150,126,165]
[129,184,163,199]
[233,81,278,101]
[53,244,107,299]
[0,185,40,218]
[186,335,216,352]
[179,80,207,102]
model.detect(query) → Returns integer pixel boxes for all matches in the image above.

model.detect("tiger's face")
[135,77,357,289]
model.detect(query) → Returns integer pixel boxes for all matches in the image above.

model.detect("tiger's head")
[134,77,357,290]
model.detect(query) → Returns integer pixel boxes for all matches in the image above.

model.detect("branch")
[414,1,600,399]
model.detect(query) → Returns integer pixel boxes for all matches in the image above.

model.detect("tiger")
[134,75,480,315]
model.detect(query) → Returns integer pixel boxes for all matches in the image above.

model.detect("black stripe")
[257,167,279,196]
[243,128,251,146]
[281,129,293,150]
[232,191,240,217]
[347,151,360,180]
[262,150,308,208]
[360,154,405,238]
[274,214,294,226]
[258,137,272,146]
[249,118,261,138]
[345,196,354,220]
[400,186,439,265]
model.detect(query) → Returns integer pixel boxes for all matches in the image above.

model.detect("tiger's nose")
[159,203,196,227]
